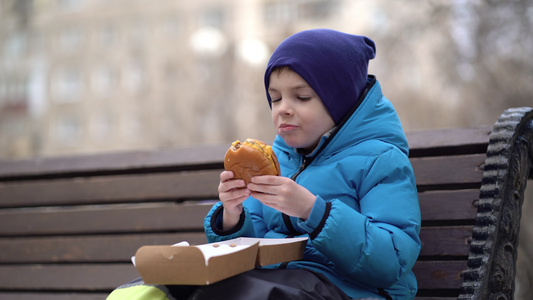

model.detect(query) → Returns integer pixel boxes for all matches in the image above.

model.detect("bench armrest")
[459,107,533,299]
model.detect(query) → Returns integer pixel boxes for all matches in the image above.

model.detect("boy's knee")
[107,278,173,300]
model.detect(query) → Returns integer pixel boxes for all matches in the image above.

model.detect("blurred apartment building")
[0,0,377,159]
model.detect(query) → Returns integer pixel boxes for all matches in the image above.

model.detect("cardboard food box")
[253,237,308,266]
[133,237,308,285]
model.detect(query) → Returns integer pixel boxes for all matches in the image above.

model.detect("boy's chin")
[282,137,317,152]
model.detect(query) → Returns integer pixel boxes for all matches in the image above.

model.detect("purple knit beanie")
[264,29,376,124]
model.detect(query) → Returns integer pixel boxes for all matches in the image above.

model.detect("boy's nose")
[278,99,293,115]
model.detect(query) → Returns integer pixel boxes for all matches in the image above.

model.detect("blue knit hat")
[264,29,376,124]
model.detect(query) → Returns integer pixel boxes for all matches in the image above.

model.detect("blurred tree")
[452,0,533,123]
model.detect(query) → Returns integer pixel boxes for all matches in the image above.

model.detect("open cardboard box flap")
[134,237,308,285]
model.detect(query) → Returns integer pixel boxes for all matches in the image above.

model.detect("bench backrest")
[0,107,531,300]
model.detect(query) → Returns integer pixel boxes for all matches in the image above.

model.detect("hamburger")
[224,139,280,184]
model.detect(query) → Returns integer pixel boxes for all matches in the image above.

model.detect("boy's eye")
[271,98,281,103]
[297,96,311,101]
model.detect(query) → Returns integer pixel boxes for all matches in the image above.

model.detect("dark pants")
[117,269,357,300]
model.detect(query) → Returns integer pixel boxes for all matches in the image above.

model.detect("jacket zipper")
[291,157,310,181]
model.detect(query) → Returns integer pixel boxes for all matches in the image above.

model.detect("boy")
[210,29,421,299]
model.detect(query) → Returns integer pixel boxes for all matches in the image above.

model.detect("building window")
[89,113,113,141]
[54,115,82,145]
[52,68,83,103]
[159,16,183,37]
[264,1,296,23]
[120,112,141,139]
[91,66,116,96]
[99,24,117,47]
[58,27,84,53]
[121,64,144,94]
[199,7,226,28]
[0,74,5,102]
[264,0,338,23]
[299,0,338,20]
[4,33,27,59]
[28,32,46,55]
[57,0,84,13]
[128,21,146,47]
[0,75,29,113]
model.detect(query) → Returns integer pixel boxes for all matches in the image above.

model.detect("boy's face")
[268,68,335,152]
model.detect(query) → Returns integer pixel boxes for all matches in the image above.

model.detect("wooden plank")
[0,170,221,208]
[0,226,471,264]
[0,226,471,263]
[419,226,472,257]
[406,126,490,152]
[413,260,467,290]
[0,202,213,236]
[0,293,108,300]
[0,188,479,236]
[0,264,138,291]
[411,154,485,187]
[0,233,207,264]
[0,145,228,180]
[419,189,479,222]
[0,261,466,292]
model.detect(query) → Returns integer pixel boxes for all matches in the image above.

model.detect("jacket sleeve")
[204,201,254,243]
[204,197,271,242]
[297,147,421,288]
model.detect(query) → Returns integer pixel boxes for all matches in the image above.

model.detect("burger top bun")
[224,138,280,184]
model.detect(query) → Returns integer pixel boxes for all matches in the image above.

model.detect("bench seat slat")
[419,189,478,222]
[0,189,480,237]
[0,226,471,264]
[406,126,490,151]
[419,226,472,257]
[0,145,228,180]
[410,154,485,187]
[0,203,212,236]
[0,233,208,263]
[0,189,477,236]
[0,261,466,291]
[0,264,137,291]
[413,260,467,290]
[406,126,490,157]
[0,170,221,208]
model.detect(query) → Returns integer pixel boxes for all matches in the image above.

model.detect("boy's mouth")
[279,123,297,131]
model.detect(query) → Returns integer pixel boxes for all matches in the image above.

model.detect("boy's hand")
[218,171,250,230]
[248,175,316,220]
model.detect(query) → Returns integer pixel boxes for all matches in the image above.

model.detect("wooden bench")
[0,107,531,300]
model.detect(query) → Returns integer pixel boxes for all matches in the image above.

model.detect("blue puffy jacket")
[205,77,421,299]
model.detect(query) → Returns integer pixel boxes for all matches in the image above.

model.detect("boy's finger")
[250,175,280,184]
[220,170,235,181]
